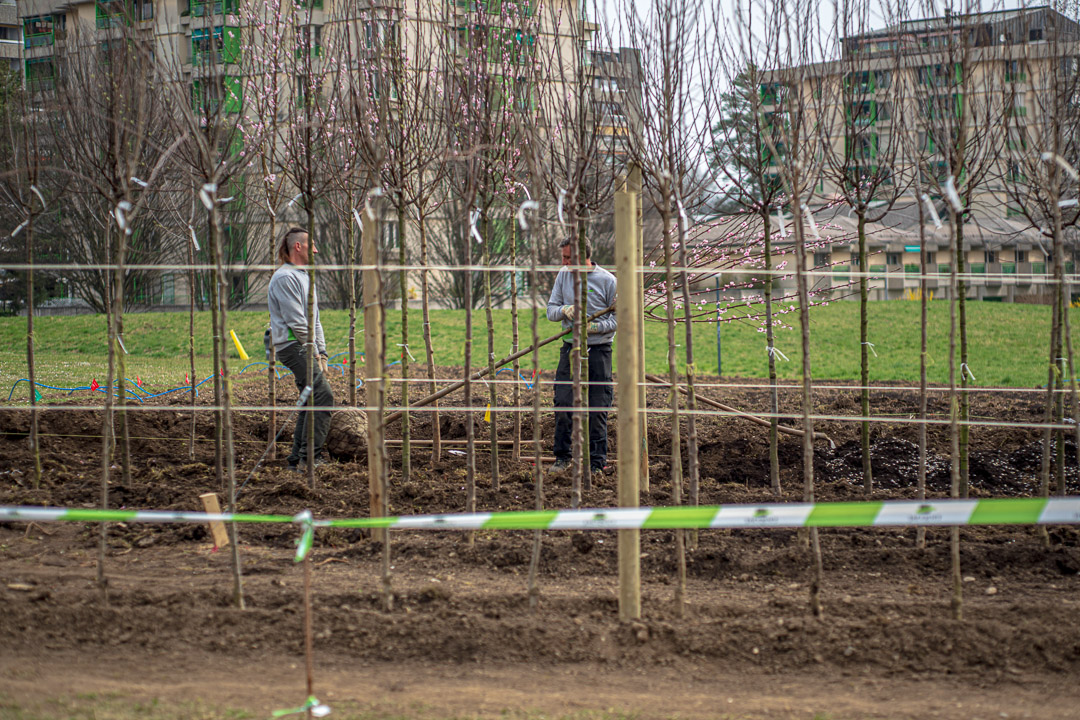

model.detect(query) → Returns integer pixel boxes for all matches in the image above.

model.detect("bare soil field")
[2,369,1080,719]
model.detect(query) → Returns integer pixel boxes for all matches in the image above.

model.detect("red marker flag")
[90,379,99,392]
[136,376,142,387]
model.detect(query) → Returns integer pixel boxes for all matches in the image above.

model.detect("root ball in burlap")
[325,409,369,460]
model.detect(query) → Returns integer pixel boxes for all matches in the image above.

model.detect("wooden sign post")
[362,202,387,543]
[615,174,642,621]
[198,492,230,549]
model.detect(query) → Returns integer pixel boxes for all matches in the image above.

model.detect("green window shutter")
[224,76,242,113]
[484,0,502,14]
[223,26,240,64]
[191,27,204,63]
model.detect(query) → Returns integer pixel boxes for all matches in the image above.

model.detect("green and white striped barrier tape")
[2,497,1079,534]
[272,696,330,718]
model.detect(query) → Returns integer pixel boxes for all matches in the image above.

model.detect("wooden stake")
[363,205,387,543]
[615,179,641,621]
[198,492,230,549]
[629,165,649,491]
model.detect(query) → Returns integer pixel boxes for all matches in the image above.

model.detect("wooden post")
[198,493,230,549]
[628,165,649,491]
[615,178,642,621]
[363,205,387,543]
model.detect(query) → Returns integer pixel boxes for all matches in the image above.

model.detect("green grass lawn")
[0,301,1075,400]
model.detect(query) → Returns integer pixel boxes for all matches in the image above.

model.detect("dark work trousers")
[553,341,613,470]
[277,342,335,467]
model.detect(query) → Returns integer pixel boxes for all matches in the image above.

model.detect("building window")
[886,252,901,266]
[984,250,997,263]
[24,15,60,48]
[814,251,830,267]
[296,24,322,58]
[1029,26,1044,42]
[1016,250,1028,263]
[1004,59,1026,83]
[192,26,240,66]
[1008,161,1025,183]
[25,57,56,92]
[96,0,128,29]
[924,250,936,264]
[1007,95,1027,118]
[512,76,533,112]
[1007,127,1028,151]
[365,18,398,50]
[192,0,238,16]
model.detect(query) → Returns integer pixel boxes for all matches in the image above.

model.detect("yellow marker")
[230,330,250,360]
[484,404,491,422]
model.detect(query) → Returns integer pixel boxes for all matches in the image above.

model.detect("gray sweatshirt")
[546,263,617,345]
[268,263,327,355]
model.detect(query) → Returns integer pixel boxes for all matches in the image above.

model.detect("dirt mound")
[2,370,1080,688]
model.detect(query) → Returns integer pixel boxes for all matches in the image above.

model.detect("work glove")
[560,304,576,322]
[318,354,328,375]
[587,321,602,334]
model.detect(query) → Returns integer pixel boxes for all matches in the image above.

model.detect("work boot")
[550,457,571,473]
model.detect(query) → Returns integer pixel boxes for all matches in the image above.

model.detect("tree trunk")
[269,213,278,459]
[419,215,440,461]
[578,221,591,489]
[570,218,584,508]
[115,219,131,489]
[956,221,970,499]
[188,238,197,461]
[676,203,700,549]
[305,208,317,489]
[347,214,357,407]
[795,198,823,619]
[398,202,411,484]
[948,208,963,620]
[858,212,872,497]
[526,215,544,610]
[661,205,686,615]
[209,223,223,491]
[464,214,476,546]
[98,230,116,605]
[26,213,41,488]
[482,210,499,490]
[1039,273,1061,548]
[211,203,245,610]
[917,211,929,550]
[762,213,780,496]
[510,219,521,463]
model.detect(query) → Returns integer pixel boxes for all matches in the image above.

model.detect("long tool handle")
[385,304,616,425]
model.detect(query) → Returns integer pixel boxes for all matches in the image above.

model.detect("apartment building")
[756,5,1080,301]
[15,0,612,310]
[1,0,19,74]
[589,45,641,172]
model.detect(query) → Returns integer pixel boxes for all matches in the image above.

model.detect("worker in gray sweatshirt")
[268,226,334,472]
[547,237,617,476]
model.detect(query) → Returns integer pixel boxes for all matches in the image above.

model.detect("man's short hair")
[277,226,308,264]
[559,237,592,259]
